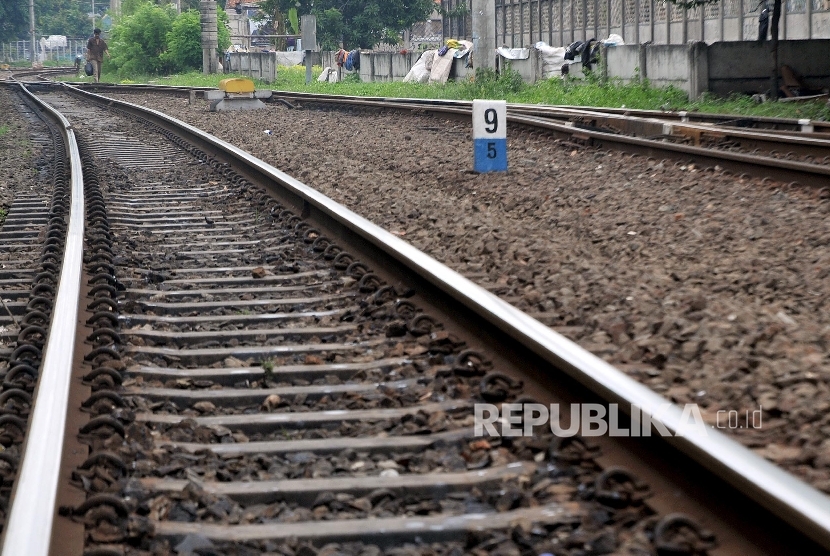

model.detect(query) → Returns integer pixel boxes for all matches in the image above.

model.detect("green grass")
[0,208,7,226]
[64,65,830,121]
[0,125,8,137]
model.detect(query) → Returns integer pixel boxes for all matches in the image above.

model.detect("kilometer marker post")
[472,99,507,173]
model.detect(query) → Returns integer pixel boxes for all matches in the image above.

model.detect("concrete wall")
[226,51,277,83]
[317,40,829,100]
[392,54,411,80]
[357,51,462,82]
[817,14,830,38]
[601,40,830,99]
[602,44,693,93]
[453,55,474,81]
[644,45,693,92]
[491,0,830,48]
[372,52,393,82]
[604,45,640,84]
[498,54,538,83]
[708,40,830,96]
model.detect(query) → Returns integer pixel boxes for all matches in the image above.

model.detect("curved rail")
[58,82,830,550]
[5,66,77,82]
[0,82,85,554]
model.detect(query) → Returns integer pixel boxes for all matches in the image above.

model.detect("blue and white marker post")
[472,99,507,173]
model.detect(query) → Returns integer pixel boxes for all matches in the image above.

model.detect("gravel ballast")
[8,87,830,493]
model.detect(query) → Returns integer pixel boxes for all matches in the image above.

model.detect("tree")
[179,0,227,11]
[108,1,177,75]
[0,1,28,44]
[37,0,93,38]
[162,8,230,72]
[119,0,225,17]
[257,0,435,50]
[1,0,92,44]
[668,0,782,100]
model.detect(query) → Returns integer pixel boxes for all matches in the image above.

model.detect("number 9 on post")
[472,99,507,173]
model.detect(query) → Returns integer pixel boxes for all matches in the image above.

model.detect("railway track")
[3,66,77,82]
[1,80,829,554]
[63,82,830,135]
[66,83,830,188]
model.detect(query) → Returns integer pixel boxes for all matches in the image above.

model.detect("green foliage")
[287,8,299,35]
[109,2,176,75]
[162,10,201,71]
[314,9,345,51]
[95,66,830,123]
[0,125,8,137]
[37,0,92,38]
[456,67,526,98]
[0,0,98,42]
[687,92,830,121]
[258,0,435,49]
[120,0,209,16]
[439,3,471,18]
[162,9,230,72]
[121,0,149,16]
[109,1,230,76]
[178,0,226,11]
[0,0,28,43]
[217,10,231,53]
[0,208,7,225]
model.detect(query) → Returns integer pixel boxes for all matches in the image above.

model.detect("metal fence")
[442,0,830,47]
[1,38,88,64]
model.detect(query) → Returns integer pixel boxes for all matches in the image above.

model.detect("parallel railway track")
[0,80,828,554]
[69,83,830,188]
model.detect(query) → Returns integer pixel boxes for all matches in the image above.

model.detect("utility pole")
[472,0,496,72]
[92,0,96,31]
[200,0,219,74]
[29,0,35,65]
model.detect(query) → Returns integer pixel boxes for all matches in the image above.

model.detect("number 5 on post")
[472,100,507,173]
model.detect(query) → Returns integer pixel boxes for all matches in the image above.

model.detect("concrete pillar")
[687,40,708,100]
[472,0,497,71]
[600,44,609,84]
[200,0,219,74]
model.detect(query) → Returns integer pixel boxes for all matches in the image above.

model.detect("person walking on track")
[86,28,109,83]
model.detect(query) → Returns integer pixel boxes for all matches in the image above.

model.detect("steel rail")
[0,82,85,554]
[58,82,830,551]
[535,103,830,134]
[8,67,76,81]
[262,90,830,136]
[257,93,830,186]
[70,82,830,136]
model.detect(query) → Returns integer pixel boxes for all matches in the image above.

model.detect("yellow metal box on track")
[219,78,255,93]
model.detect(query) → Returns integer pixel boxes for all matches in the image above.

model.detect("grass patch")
[0,125,8,137]
[0,208,7,226]
[63,65,830,120]
[260,358,274,381]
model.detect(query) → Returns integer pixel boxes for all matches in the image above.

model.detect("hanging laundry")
[335,49,348,67]
[344,49,360,71]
